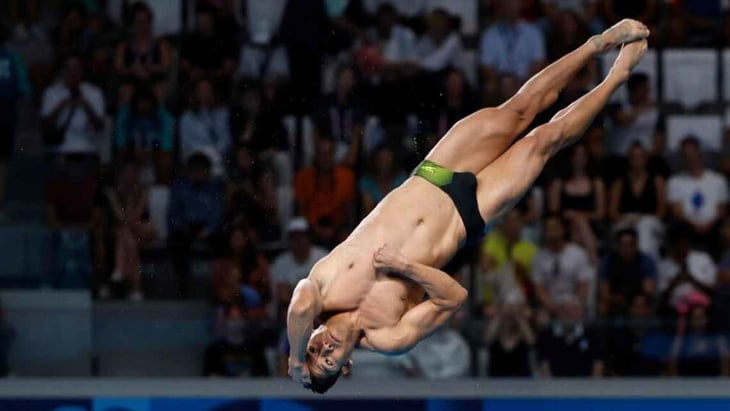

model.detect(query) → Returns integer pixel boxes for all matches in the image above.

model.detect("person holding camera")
[40,54,105,161]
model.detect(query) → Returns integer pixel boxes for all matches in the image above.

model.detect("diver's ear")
[341,359,354,376]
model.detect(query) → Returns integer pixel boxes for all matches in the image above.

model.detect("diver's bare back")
[310,175,465,322]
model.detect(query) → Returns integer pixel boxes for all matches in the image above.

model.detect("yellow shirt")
[481,231,538,304]
[482,231,538,273]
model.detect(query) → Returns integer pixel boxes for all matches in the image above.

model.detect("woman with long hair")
[548,143,605,264]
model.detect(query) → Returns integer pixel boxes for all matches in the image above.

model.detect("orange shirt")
[295,166,355,227]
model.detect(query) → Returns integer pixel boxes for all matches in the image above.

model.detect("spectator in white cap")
[270,217,328,320]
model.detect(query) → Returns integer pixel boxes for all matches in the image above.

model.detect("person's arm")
[215,110,232,155]
[540,361,552,378]
[654,176,667,219]
[363,245,468,353]
[149,40,172,75]
[667,335,682,376]
[42,93,73,125]
[547,179,562,213]
[590,179,606,220]
[114,42,133,77]
[360,190,375,218]
[341,125,362,168]
[516,312,536,346]
[79,90,105,131]
[719,336,730,377]
[608,179,623,222]
[287,278,323,384]
[592,360,605,377]
[483,311,503,344]
[419,33,461,72]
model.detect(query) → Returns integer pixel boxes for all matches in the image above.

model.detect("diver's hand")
[288,357,311,386]
[373,244,409,273]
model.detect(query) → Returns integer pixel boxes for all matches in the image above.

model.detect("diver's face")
[305,325,352,378]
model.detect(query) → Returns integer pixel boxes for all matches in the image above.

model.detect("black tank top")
[561,183,595,212]
[619,174,657,214]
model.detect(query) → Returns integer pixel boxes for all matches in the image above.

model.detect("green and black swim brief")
[412,160,486,245]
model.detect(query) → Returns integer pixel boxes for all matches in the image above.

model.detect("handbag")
[43,101,77,146]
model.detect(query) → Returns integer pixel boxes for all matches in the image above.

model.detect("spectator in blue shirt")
[479,0,546,97]
[168,153,224,298]
[0,24,31,218]
[598,228,658,317]
[114,86,174,184]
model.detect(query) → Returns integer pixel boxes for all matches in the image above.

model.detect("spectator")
[606,293,666,376]
[168,154,225,298]
[113,2,172,104]
[669,303,730,377]
[415,8,463,73]
[205,259,269,377]
[484,301,535,377]
[609,143,666,259]
[271,218,328,319]
[180,79,232,178]
[658,223,716,315]
[228,227,271,310]
[294,137,356,248]
[0,299,14,377]
[395,327,471,379]
[235,0,289,81]
[359,145,407,216]
[114,86,174,184]
[231,83,287,158]
[655,5,688,48]
[607,73,662,158]
[545,9,591,63]
[40,54,105,160]
[479,0,546,96]
[0,24,31,219]
[678,0,725,47]
[600,0,659,26]
[548,143,605,264]
[53,4,87,59]
[667,137,729,252]
[430,69,475,141]
[598,228,657,317]
[278,0,329,113]
[103,165,155,301]
[180,6,237,84]
[480,208,538,307]
[715,219,730,333]
[538,298,605,377]
[313,65,365,167]
[533,215,593,314]
[45,159,102,289]
[226,159,287,245]
[225,144,256,220]
[542,0,603,35]
[368,3,417,72]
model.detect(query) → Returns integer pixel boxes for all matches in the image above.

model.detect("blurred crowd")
[4,0,730,379]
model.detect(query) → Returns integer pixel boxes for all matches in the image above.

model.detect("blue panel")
[427,399,482,411]
[0,399,91,411]
[147,399,232,411]
[261,399,313,411]
[482,399,730,411]
[93,398,150,411]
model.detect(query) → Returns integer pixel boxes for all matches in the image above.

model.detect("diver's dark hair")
[306,370,342,394]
